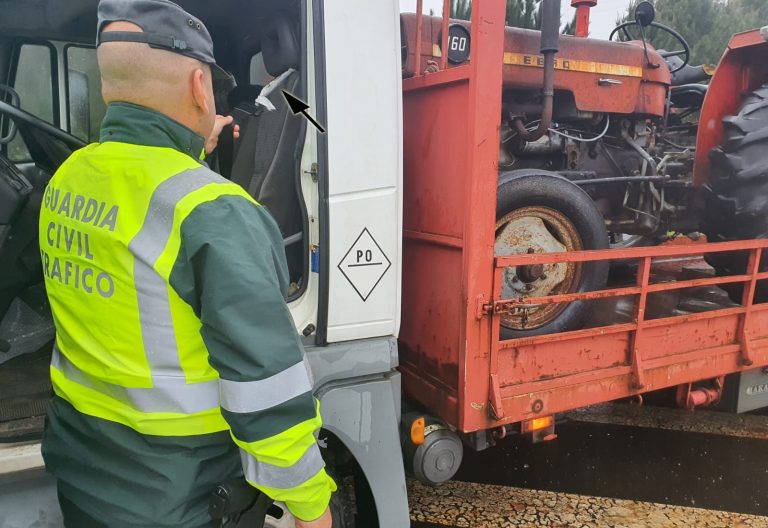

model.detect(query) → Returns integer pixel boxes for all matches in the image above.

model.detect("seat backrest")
[229,14,303,241]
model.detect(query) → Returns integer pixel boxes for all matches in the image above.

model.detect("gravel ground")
[565,403,768,440]
[408,480,768,528]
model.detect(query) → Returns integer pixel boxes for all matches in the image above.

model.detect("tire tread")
[703,85,768,300]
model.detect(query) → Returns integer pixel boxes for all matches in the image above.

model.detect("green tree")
[562,11,578,36]
[450,0,471,20]
[451,0,544,30]
[616,0,765,66]
[505,0,541,29]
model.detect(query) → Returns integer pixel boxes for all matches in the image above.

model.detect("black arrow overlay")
[281,90,326,133]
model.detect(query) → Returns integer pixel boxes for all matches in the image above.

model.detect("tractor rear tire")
[702,85,768,301]
[496,170,609,339]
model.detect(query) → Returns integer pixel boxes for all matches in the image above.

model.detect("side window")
[8,44,55,161]
[67,46,106,143]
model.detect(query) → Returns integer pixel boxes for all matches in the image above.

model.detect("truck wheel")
[496,170,609,338]
[702,85,768,301]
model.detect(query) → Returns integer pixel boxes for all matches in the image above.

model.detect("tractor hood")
[401,14,672,117]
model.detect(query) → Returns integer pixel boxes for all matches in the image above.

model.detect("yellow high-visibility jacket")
[39,102,335,527]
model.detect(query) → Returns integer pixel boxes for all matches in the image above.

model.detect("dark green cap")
[96,0,230,81]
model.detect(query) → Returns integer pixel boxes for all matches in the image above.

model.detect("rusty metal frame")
[485,239,768,426]
[410,0,451,76]
[399,2,506,433]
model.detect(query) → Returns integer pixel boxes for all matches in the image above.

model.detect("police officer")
[38,1,335,526]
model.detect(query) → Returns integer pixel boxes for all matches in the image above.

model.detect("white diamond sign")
[338,228,391,301]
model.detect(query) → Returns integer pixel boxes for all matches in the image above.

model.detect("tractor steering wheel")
[609,21,691,74]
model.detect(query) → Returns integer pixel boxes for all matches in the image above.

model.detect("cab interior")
[0,0,311,441]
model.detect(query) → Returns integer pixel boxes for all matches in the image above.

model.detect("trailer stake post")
[629,256,651,390]
[738,247,761,366]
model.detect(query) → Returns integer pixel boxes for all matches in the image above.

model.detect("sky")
[398,0,635,39]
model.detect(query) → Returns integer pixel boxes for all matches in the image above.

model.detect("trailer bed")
[398,3,768,436]
[401,238,768,434]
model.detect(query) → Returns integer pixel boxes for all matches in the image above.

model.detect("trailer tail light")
[410,416,426,445]
[521,415,556,443]
[521,415,553,432]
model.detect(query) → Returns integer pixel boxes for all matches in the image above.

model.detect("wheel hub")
[516,262,545,283]
[495,206,583,330]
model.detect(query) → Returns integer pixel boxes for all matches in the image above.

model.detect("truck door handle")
[598,78,624,86]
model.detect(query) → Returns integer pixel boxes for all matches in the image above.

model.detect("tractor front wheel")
[495,170,609,339]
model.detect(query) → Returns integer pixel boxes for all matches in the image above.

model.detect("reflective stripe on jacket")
[39,102,335,522]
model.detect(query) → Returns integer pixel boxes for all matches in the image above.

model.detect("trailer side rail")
[485,239,768,425]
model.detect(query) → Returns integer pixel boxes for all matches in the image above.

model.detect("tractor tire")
[496,170,609,339]
[702,85,768,301]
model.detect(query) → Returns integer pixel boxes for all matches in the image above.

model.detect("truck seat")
[229,14,304,250]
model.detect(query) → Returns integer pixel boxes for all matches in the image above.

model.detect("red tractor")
[398,0,768,461]
[401,0,768,337]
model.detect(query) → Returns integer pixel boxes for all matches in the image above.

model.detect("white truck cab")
[0,1,409,526]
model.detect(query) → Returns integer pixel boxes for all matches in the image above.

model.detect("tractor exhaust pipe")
[513,0,561,142]
[539,0,562,54]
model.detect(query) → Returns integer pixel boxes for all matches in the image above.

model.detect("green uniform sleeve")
[169,194,336,521]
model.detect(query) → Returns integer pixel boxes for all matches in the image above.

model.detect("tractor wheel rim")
[494,206,583,330]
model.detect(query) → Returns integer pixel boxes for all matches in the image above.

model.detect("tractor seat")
[670,84,708,109]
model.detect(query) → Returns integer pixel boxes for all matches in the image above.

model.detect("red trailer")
[398,1,768,451]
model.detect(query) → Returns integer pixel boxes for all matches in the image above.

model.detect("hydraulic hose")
[514,0,561,142]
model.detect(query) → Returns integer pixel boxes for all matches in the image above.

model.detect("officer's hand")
[294,507,332,528]
[205,114,241,155]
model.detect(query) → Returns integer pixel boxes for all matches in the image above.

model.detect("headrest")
[261,14,299,77]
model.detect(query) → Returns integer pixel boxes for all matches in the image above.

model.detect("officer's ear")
[190,67,212,116]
